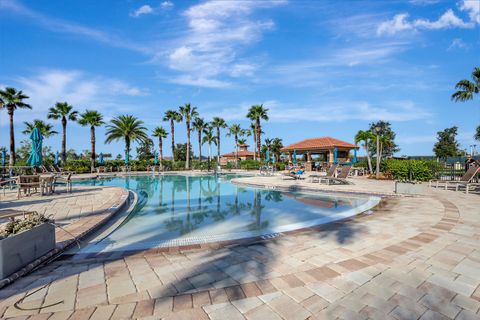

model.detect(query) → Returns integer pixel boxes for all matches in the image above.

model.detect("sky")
[0,0,479,158]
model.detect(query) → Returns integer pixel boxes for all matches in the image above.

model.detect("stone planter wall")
[0,223,55,279]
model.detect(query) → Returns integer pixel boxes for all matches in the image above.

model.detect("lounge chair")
[309,165,337,183]
[429,166,480,194]
[52,164,75,175]
[281,169,305,180]
[319,165,352,185]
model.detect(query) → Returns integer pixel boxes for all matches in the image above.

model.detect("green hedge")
[382,159,436,182]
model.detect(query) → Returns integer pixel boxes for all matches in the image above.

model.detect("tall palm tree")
[248,123,256,160]
[179,103,199,169]
[247,104,269,161]
[0,87,31,165]
[354,130,375,173]
[192,117,207,164]
[23,119,58,138]
[105,115,148,161]
[152,126,168,163]
[452,67,480,102]
[78,110,104,172]
[211,117,227,163]
[163,110,182,162]
[202,125,217,171]
[47,102,78,162]
[227,124,242,168]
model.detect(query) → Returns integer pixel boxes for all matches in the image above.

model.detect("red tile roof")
[281,137,356,152]
[222,150,256,157]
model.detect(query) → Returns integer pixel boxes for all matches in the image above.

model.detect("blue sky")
[0,0,479,158]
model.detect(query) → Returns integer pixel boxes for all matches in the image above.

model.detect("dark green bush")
[239,159,262,170]
[382,159,434,182]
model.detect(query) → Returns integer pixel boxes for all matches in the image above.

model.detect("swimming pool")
[77,174,380,253]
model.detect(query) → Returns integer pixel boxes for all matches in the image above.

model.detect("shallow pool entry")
[76,174,380,252]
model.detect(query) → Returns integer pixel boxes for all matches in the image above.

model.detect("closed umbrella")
[293,150,297,165]
[124,151,129,165]
[272,154,276,164]
[154,151,159,165]
[27,128,43,167]
[353,148,357,163]
[333,147,338,164]
[265,150,270,163]
[99,153,104,165]
[1,149,6,167]
[54,151,60,165]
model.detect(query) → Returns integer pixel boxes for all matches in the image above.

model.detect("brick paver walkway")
[0,177,479,320]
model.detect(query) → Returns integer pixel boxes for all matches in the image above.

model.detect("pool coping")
[0,186,132,289]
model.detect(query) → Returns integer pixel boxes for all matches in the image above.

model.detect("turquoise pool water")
[77,174,380,252]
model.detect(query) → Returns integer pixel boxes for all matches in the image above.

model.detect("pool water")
[77,174,380,252]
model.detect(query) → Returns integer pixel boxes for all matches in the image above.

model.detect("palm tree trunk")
[256,120,261,161]
[159,137,163,171]
[216,127,221,164]
[90,126,95,172]
[208,143,212,172]
[376,135,380,178]
[126,137,131,163]
[198,131,202,165]
[235,135,239,169]
[186,122,190,169]
[8,108,15,166]
[62,117,67,162]
[252,129,257,161]
[364,142,373,173]
[170,120,175,162]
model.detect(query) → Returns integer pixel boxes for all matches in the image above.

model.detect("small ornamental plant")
[0,213,50,240]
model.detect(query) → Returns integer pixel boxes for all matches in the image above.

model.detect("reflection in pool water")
[77,174,380,252]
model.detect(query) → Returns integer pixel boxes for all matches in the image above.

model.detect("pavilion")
[281,137,357,171]
[220,143,255,165]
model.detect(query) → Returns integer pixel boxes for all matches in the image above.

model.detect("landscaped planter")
[0,223,55,279]
[395,182,426,195]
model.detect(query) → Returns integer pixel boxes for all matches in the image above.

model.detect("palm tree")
[163,110,182,162]
[227,124,242,168]
[211,117,227,163]
[23,120,58,138]
[475,125,480,142]
[192,117,207,164]
[247,104,269,161]
[452,67,479,102]
[270,137,283,161]
[152,126,168,164]
[202,125,217,171]
[179,103,199,169]
[78,110,104,172]
[248,123,256,160]
[0,87,32,165]
[237,138,247,145]
[105,115,148,161]
[47,102,78,162]
[354,130,375,173]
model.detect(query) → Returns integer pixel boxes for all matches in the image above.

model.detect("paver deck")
[0,175,479,320]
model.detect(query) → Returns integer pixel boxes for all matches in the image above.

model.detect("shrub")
[382,159,434,182]
[0,213,50,239]
[239,159,262,170]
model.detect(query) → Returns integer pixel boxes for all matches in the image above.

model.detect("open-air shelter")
[281,137,357,171]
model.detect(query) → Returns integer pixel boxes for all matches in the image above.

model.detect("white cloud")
[448,38,468,51]
[377,9,473,35]
[130,5,154,18]
[161,1,174,9]
[460,0,480,24]
[8,69,148,123]
[160,0,285,87]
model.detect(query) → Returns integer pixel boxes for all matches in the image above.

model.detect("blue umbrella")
[154,151,159,165]
[333,147,338,164]
[124,150,129,165]
[265,150,270,163]
[99,153,104,165]
[27,128,43,167]
[353,148,357,163]
[293,150,297,165]
[1,149,6,167]
[272,154,276,164]
[54,151,60,165]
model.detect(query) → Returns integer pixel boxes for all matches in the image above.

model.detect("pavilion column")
[288,152,292,162]
[329,148,334,164]
[307,152,312,162]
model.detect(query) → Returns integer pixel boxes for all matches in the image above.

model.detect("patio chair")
[97,166,107,173]
[52,164,76,175]
[16,175,42,198]
[319,165,353,185]
[54,173,72,193]
[429,166,480,194]
[309,164,337,183]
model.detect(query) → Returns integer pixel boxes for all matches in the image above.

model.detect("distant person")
[464,155,479,172]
